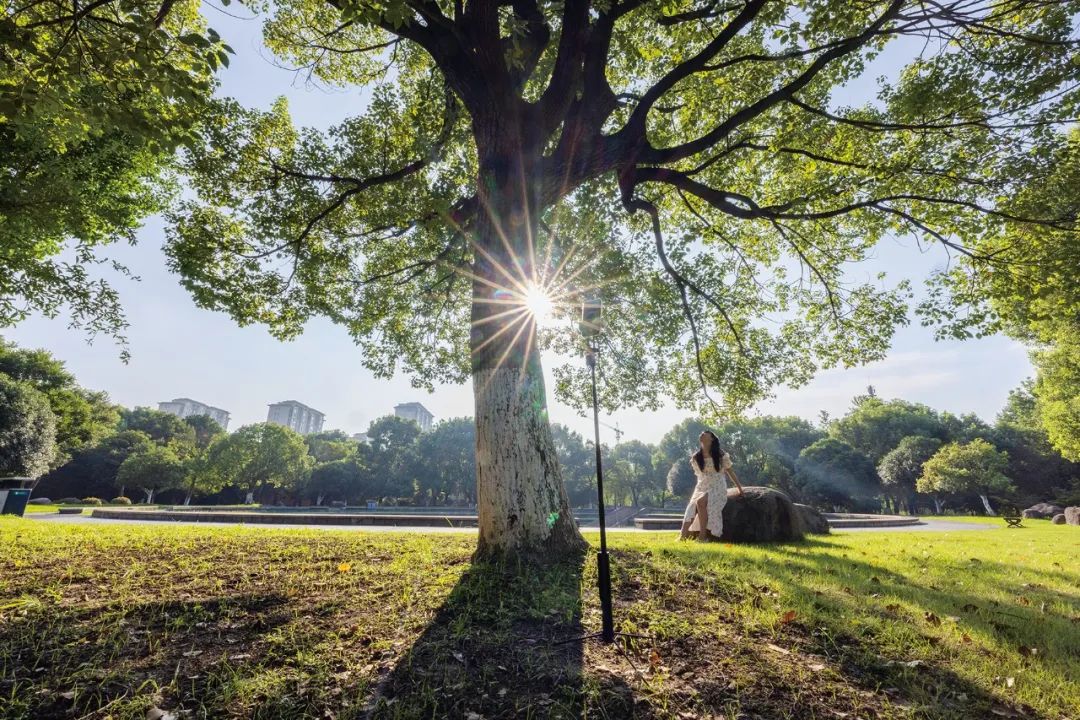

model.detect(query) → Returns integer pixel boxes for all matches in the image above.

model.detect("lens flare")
[524,284,555,326]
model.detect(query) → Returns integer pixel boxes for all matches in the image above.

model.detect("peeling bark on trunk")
[469,127,586,559]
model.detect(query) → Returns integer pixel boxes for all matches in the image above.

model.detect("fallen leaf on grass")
[1016,596,1031,606]
[808,662,826,672]
[649,649,661,668]
[885,603,902,613]
[337,563,352,573]
[452,651,466,664]
[182,650,203,658]
[146,708,177,720]
[780,610,797,624]
[766,643,791,655]
[59,691,75,701]
[961,633,973,644]
[1018,646,1038,658]
[924,612,941,626]
[1005,677,1015,688]
[887,659,926,668]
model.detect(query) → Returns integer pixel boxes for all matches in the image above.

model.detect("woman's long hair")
[694,431,724,471]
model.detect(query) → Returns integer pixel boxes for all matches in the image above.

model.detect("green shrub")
[109,496,132,505]
[59,497,81,504]
[81,497,103,506]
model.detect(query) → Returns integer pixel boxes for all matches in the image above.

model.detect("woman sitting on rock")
[680,430,744,542]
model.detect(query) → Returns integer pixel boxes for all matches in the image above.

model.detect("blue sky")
[3,9,1034,442]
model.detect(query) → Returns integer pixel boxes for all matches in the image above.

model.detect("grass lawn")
[0,519,1076,719]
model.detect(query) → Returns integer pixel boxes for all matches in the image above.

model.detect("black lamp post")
[580,297,615,643]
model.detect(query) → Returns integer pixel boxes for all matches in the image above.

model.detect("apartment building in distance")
[394,402,434,432]
[267,400,325,435]
[158,398,230,430]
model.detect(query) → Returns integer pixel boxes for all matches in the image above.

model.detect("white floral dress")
[682,453,732,538]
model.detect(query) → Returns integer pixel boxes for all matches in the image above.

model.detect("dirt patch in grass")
[0,520,1075,719]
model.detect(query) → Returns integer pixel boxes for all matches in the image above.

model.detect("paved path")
[27,514,998,533]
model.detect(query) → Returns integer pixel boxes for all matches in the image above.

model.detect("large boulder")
[719,487,806,542]
[1022,502,1063,519]
[1065,507,1080,526]
[794,503,831,535]
[1052,514,1066,525]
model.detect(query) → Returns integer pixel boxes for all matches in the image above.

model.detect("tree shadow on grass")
[364,551,646,720]
[0,593,293,719]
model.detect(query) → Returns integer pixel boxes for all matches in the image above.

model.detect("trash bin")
[0,478,34,517]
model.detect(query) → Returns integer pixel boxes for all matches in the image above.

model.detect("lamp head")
[579,296,603,340]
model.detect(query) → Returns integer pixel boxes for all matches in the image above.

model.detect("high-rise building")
[267,400,325,435]
[394,402,434,432]
[158,398,230,430]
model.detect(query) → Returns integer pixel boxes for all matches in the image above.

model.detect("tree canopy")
[0,374,56,478]
[1,0,229,344]
[917,438,1013,514]
[795,437,880,511]
[203,422,312,503]
[0,339,119,464]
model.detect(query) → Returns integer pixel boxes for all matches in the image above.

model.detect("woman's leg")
[696,496,710,542]
[680,497,697,539]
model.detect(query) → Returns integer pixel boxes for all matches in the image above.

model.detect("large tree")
[203,423,312,504]
[917,439,1013,515]
[160,0,1078,557]
[116,444,187,503]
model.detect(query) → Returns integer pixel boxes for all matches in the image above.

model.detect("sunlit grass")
[0,518,1075,719]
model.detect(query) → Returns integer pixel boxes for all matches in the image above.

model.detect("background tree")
[992,382,1079,505]
[0,375,56,479]
[830,399,947,464]
[163,0,1080,557]
[304,430,358,464]
[121,408,198,453]
[414,418,476,505]
[794,438,880,511]
[551,423,595,507]
[1,0,228,345]
[918,439,1014,515]
[610,440,658,506]
[184,414,227,450]
[653,419,711,480]
[720,416,822,496]
[361,415,423,500]
[877,436,942,514]
[36,430,153,499]
[203,423,312,504]
[116,445,187,503]
[0,339,119,464]
[666,459,696,501]
[306,459,366,505]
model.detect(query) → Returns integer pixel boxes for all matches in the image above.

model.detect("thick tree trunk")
[932,496,943,514]
[470,126,586,560]
[245,490,255,505]
[979,493,995,515]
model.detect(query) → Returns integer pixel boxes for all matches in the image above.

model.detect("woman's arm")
[726,468,745,496]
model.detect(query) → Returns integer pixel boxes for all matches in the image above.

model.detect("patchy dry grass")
[0,519,1075,719]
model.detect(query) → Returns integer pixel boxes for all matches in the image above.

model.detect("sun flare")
[523,284,555,326]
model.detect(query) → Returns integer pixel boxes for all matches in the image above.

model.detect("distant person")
[680,431,744,542]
